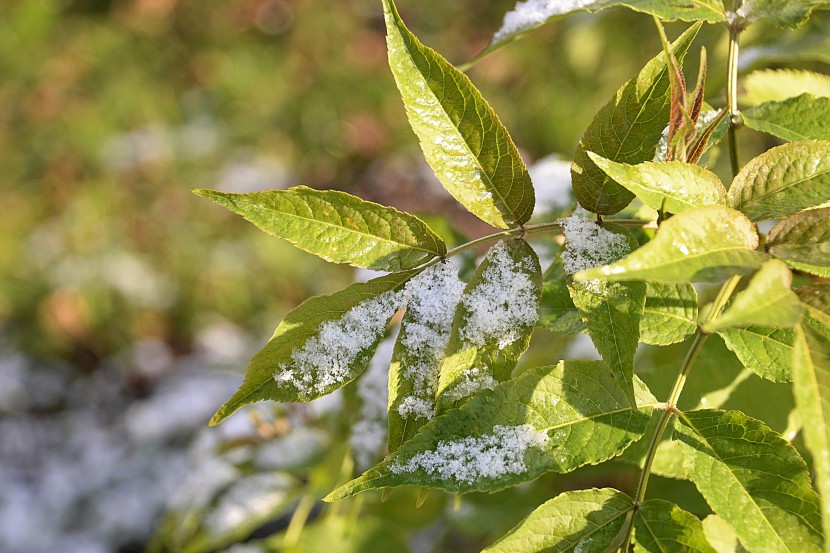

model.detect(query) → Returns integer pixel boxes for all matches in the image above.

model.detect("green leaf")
[539,251,586,335]
[435,240,542,412]
[768,207,830,278]
[482,488,634,553]
[193,187,445,271]
[704,260,803,333]
[737,1,830,29]
[743,94,830,141]
[633,499,717,553]
[641,282,698,346]
[474,2,723,65]
[798,283,830,337]
[729,140,830,222]
[587,154,728,214]
[387,262,465,453]
[567,225,646,408]
[793,325,830,551]
[701,514,748,553]
[210,271,416,425]
[324,361,657,500]
[382,0,534,229]
[571,23,702,215]
[575,206,766,283]
[744,69,830,105]
[717,326,796,382]
[675,409,824,553]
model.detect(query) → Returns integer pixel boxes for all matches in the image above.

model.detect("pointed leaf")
[743,94,830,141]
[641,282,699,346]
[475,2,723,65]
[324,361,657,500]
[571,24,701,215]
[737,1,830,29]
[798,283,830,338]
[587,154,728,214]
[744,69,830,105]
[729,140,830,222]
[717,326,796,382]
[792,325,830,551]
[704,260,803,332]
[483,488,634,553]
[435,240,541,412]
[382,0,534,229]
[194,187,445,271]
[768,207,830,278]
[387,262,466,452]
[675,409,824,553]
[539,251,586,335]
[210,271,416,425]
[633,499,717,553]
[576,206,765,283]
[566,224,645,407]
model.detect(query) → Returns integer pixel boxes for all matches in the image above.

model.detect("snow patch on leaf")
[558,215,631,274]
[493,0,594,44]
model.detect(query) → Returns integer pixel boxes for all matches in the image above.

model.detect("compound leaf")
[194,187,445,271]
[325,361,657,500]
[768,207,830,278]
[383,0,534,229]
[675,409,824,553]
[641,282,699,346]
[633,499,716,553]
[743,94,830,141]
[571,24,701,215]
[717,326,796,382]
[483,488,634,553]
[729,140,830,222]
[575,206,765,283]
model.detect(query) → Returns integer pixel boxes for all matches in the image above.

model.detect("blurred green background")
[2,1,828,552]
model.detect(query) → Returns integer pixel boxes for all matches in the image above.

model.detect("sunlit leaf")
[729,140,830,221]
[633,499,716,553]
[767,207,830,278]
[717,326,796,382]
[575,206,765,283]
[675,409,824,553]
[483,488,634,553]
[743,69,830,105]
[194,187,445,271]
[743,94,830,141]
[641,283,698,346]
[382,0,534,229]
[571,24,701,215]
[324,361,657,500]
[701,514,748,553]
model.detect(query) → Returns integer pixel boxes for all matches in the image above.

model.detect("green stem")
[726,25,742,177]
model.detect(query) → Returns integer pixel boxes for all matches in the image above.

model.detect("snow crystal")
[389,424,548,484]
[558,215,630,275]
[350,336,395,469]
[274,290,404,396]
[460,241,539,349]
[653,109,722,162]
[443,367,498,401]
[493,0,594,43]
[395,263,465,420]
[529,155,574,216]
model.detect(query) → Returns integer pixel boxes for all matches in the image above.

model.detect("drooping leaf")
[567,225,645,407]
[704,260,803,333]
[633,499,717,553]
[641,282,698,346]
[324,361,657,500]
[798,283,830,337]
[538,251,586,335]
[729,140,830,221]
[482,488,634,553]
[194,187,445,271]
[737,1,830,30]
[587,154,728,214]
[575,206,766,283]
[382,0,534,229]
[675,409,824,553]
[473,1,722,65]
[435,239,541,412]
[767,207,830,278]
[571,24,701,215]
[792,325,830,551]
[717,325,796,382]
[210,271,417,425]
[743,94,830,141]
[743,69,830,105]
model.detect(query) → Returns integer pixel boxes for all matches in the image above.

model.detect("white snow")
[493,0,595,44]
[529,155,574,216]
[389,424,549,484]
[653,109,722,162]
[274,290,405,396]
[350,336,396,469]
[443,367,498,401]
[558,215,630,275]
[459,241,539,349]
